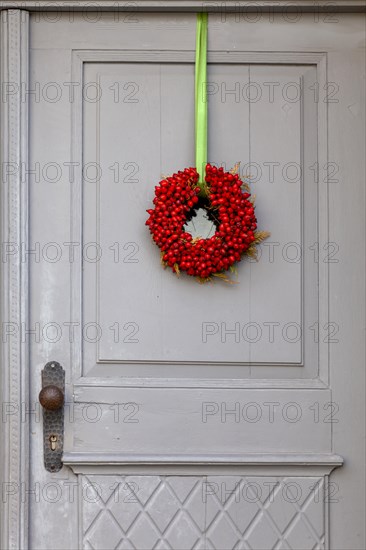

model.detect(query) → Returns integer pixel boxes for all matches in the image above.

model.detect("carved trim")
[0,1,364,11]
[74,50,326,64]
[64,452,344,476]
[74,376,329,389]
[0,9,29,550]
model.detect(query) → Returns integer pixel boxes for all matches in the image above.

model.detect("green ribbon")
[195,13,208,195]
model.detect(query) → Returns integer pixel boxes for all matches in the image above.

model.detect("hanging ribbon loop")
[195,13,208,195]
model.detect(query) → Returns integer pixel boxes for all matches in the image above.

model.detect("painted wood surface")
[0,8,364,550]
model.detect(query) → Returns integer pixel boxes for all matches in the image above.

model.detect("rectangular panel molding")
[71,49,329,388]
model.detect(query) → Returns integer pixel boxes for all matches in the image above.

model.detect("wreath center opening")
[184,197,219,239]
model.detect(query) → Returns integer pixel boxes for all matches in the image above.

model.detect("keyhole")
[49,435,57,451]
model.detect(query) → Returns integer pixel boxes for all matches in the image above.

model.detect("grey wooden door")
[1,7,364,550]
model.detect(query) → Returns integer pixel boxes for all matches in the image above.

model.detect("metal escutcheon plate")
[40,361,65,473]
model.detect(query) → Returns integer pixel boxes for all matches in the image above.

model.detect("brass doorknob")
[39,385,64,411]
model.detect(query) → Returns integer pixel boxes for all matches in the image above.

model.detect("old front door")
[1,6,365,550]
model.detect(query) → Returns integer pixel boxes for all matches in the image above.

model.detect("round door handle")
[39,385,64,411]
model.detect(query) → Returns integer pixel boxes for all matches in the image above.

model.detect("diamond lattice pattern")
[82,475,325,550]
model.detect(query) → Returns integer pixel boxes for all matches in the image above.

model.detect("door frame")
[0,3,364,549]
[0,9,29,549]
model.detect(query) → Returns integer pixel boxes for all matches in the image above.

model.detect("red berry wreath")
[146,163,269,283]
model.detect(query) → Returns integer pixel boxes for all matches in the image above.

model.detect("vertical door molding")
[0,9,30,550]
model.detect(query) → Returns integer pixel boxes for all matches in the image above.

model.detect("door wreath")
[146,14,269,283]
